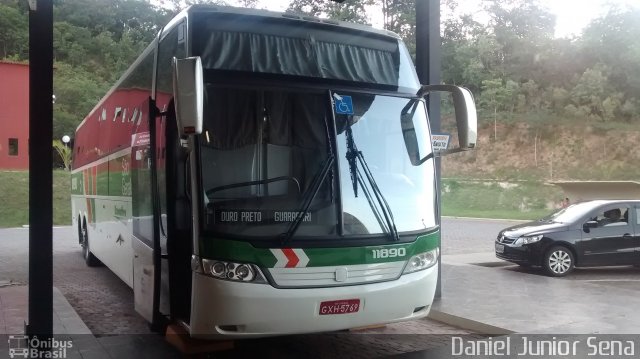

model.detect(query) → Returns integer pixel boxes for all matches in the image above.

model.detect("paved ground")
[0,227,150,335]
[4,218,640,356]
[0,222,487,357]
[440,217,524,255]
[0,218,505,336]
[54,242,151,335]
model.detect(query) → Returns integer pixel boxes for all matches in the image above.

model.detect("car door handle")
[623,233,632,239]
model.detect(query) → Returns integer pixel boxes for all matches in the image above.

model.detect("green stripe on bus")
[108,155,132,196]
[97,162,109,196]
[71,172,84,195]
[71,153,132,197]
[200,230,439,268]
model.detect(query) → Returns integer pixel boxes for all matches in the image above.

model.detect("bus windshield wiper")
[280,92,336,245]
[345,125,399,241]
[280,155,334,245]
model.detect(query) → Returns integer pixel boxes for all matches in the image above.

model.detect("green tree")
[580,7,640,118]
[287,0,373,24]
[0,4,28,59]
[381,0,415,56]
[570,66,609,120]
[53,139,72,171]
[53,0,169,43]
[484,0,556,80]
[53,63,109,139]
[237,0,258,8]
[481,78,511,140]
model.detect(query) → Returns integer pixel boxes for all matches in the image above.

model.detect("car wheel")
[543,246,574,277]
[81,219,101,267]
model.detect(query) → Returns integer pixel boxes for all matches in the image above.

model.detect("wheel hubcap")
[549,250,571,274]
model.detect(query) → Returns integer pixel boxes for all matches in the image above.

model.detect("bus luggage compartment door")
[133,235,155,322]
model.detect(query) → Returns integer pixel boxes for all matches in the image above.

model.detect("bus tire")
[81,219,101,267]
[77,215,84,245]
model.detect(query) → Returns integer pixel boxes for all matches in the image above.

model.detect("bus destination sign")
[213,209,316,224]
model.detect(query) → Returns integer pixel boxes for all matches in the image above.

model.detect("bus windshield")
[335,93,436,236]
[199,87,436,239]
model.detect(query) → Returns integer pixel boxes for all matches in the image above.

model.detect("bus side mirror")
[419,84,477,155]
[172,56,203,136]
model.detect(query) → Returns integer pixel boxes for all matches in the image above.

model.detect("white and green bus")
[71,5,477,338]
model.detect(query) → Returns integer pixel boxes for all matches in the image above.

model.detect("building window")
[8,138,18,156]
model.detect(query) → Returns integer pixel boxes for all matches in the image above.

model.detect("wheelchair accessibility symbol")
[333,94,354,115]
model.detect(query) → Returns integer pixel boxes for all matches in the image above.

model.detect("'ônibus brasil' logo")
[8,335,73,358]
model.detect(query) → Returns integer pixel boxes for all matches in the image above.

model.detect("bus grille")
[267,261,406,288]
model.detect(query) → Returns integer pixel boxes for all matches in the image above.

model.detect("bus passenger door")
[131,98,159,324]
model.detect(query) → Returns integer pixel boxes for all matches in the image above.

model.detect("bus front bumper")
[188,264,438,339]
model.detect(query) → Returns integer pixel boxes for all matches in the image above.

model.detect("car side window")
[589,207,629,228]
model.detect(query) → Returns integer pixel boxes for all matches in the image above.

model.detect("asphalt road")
[440,217,524,255]
[0,216,514,285]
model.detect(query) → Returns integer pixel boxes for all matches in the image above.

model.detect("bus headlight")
[403,248,439,274]
[192,256,267,283]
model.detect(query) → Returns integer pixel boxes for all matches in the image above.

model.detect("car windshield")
[540,202,602,224]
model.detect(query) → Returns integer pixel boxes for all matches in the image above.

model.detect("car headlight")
[513,234,543,246]
[403,248,439,274]
[192,255,267,283]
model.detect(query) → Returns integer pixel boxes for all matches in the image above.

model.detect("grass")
[441,178,563,221]
[0,170,70,228]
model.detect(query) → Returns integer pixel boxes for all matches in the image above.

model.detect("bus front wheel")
[81,219,100,267]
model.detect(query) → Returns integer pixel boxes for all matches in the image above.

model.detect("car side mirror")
[172,56,203,136]
[583,220,598,232]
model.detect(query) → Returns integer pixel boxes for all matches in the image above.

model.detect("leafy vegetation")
[1,0,639,226]
[52,139,72,171]
[441,178,563,220]
[0,171,70,228]
[2,0,638,149]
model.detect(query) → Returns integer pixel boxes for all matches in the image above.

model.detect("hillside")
[442,120,640,181]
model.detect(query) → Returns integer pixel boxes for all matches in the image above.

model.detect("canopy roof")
[550,181,640,202]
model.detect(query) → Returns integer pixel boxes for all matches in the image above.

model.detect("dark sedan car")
[495,200,640,276]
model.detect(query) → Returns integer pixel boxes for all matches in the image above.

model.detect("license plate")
[319,299,360,315]
[495,243,505,253]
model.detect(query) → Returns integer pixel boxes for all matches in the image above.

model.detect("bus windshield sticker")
[431,133,451,152]
[333,94,354,115]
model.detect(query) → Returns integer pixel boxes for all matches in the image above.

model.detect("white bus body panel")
[188,264,437,339]
[71,194,134,287]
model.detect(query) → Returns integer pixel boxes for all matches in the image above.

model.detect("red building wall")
[0,62,29,170]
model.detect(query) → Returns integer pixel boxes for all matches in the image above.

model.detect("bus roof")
[180,5,402,41]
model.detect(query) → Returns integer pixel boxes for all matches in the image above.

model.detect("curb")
[442,216,529,223]
[428,309,514,336]
[53,286,92,335]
